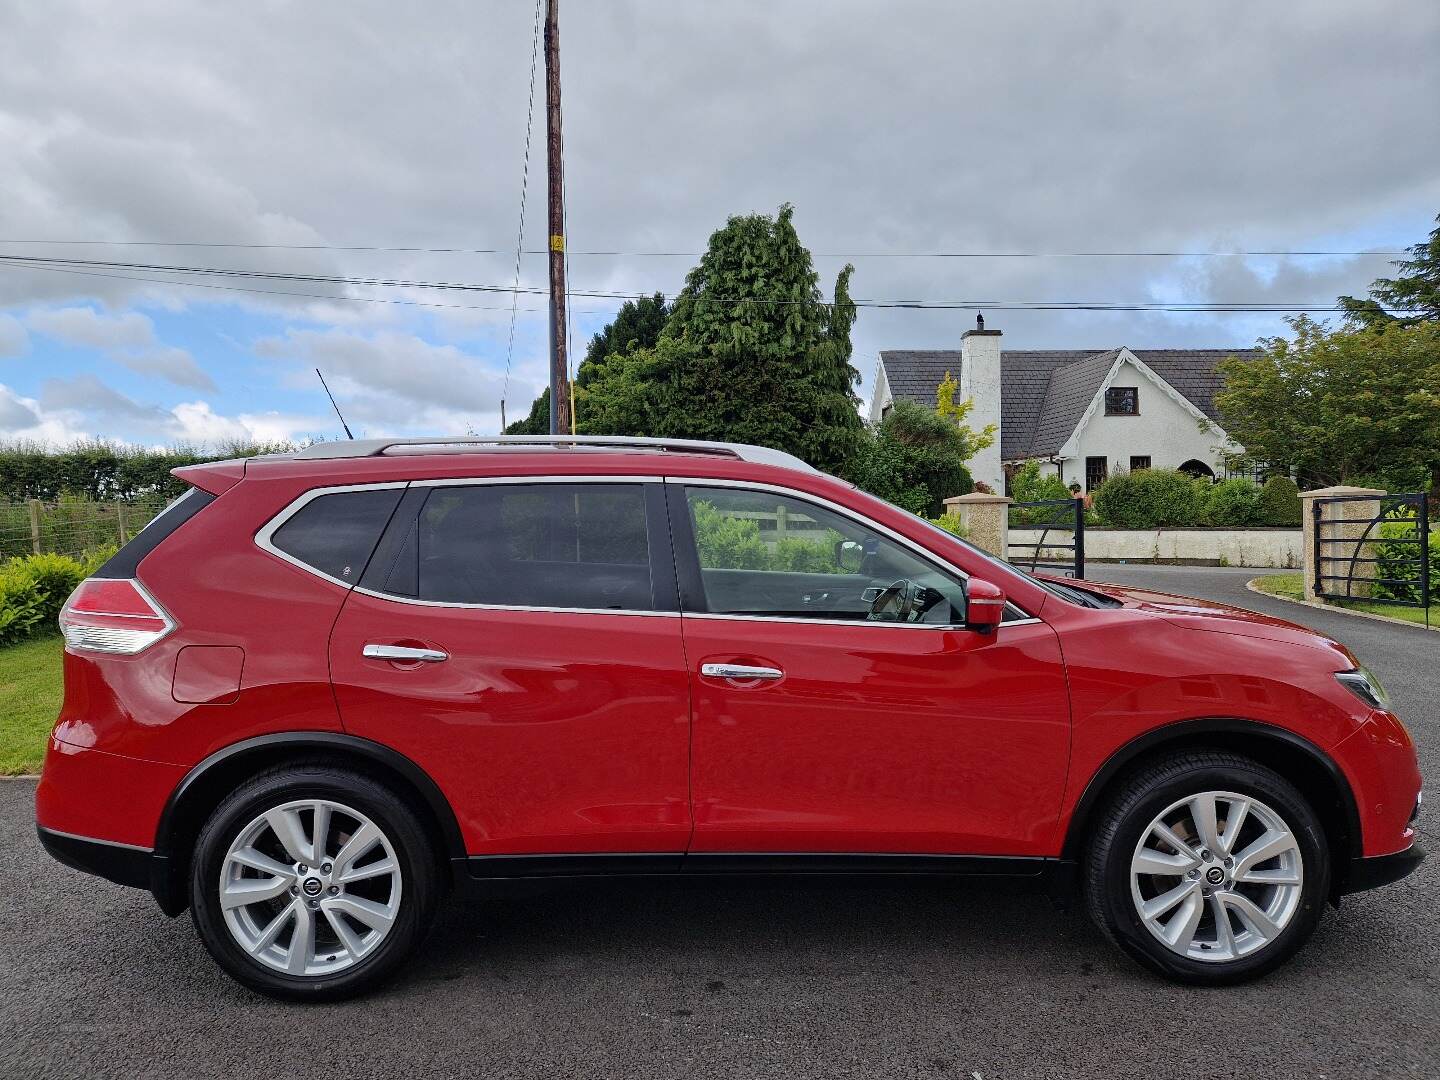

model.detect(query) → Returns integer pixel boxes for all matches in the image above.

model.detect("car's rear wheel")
[1084,750,1330,984]
[190,763,441,1001]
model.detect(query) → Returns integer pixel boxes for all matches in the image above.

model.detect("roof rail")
[290,435,817,473]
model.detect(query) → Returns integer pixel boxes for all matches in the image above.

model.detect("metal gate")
[1008,497,1085,579]
[1312,492,1430,611]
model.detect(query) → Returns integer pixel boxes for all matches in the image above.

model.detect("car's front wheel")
[190,763,441,1001]
[1084,750,1330,984]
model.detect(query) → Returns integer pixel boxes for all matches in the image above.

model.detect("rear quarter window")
[266,487,404,584]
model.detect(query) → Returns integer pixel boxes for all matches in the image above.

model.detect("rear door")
[327,477,692,860]
[669,481,1071,858]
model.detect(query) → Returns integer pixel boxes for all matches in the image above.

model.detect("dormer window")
[1105,386,1138,415]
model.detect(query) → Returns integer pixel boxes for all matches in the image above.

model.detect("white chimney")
[959,314,1004,493]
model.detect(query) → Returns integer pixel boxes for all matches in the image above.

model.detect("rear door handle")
[363,644,449,663]
[700,663,784,681]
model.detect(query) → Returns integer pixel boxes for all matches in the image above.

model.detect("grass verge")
[0,634,63,775]
[1250,572,1435,628]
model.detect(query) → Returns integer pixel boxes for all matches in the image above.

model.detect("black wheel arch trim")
[1061,717,1363,865]
[153,731,467,908]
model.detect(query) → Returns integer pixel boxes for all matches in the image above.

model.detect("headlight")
[1335,666,1392,711]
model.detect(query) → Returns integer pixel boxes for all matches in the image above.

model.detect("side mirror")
[835,539,864,574]
[966,577,1006,632]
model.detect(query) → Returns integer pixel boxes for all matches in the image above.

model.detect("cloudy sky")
[1,0,1437,447]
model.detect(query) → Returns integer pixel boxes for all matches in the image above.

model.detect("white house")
[869,318,1255,494]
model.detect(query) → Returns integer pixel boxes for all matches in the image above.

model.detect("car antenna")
[315,368,355,440]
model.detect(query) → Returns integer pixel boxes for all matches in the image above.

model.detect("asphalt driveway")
[1,565,1435,1079]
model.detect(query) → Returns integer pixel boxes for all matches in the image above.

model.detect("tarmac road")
[1,565,1434,1079]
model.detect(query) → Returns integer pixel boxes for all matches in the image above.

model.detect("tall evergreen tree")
[1339,212,1440,328]
[582,204,864,472]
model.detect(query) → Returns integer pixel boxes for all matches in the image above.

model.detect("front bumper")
[1340,843,1426,895]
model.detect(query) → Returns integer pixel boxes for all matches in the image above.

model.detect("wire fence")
[1,497,168,561]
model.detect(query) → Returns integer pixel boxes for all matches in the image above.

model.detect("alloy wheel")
[219,799,403,977]
[1129,790,1303,962]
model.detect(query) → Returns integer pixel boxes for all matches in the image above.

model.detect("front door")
[329,479,691,859]
[669,482,1071,858]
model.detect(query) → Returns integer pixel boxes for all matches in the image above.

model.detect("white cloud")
[28,306,155,349]
[256,328,508,427]
[0,383,89,444]
[119,346,216,391]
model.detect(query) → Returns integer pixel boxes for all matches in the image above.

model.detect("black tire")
[191,762,442,1001]
[1084,750,1330,985]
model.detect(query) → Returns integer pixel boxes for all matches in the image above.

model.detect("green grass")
[1251,573,1436,627]
[0,634,63,775]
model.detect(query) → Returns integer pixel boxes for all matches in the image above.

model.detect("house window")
[1085,456,1108,490]
[1105,387,1139,415]
[1129,455,1152,472]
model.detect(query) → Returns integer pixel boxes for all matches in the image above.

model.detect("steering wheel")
[868,578,919,622]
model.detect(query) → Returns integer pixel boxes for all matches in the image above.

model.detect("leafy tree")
[1216,317,1440,492]
[1007,459,1075,525]
[503,389,550,435]
[1340,213,1440,329]
[578,204,865,472]
[845,400,978,517]
[504,294,671,435]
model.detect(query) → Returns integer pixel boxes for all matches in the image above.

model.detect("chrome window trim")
[254,481,411,590]
[254,474,1040,626]
[667,476,1036,623]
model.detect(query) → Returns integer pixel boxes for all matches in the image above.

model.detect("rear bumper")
[1341,843,1426,895]
[36,826,153,891]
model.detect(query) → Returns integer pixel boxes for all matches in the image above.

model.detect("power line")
[0,238,1407,259]
[0,252,1416,314]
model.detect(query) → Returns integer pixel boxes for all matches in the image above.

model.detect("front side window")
[372,482,655,611]
[680,486,967,624]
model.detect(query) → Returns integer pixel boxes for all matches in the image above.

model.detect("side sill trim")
[464,852,1052,879]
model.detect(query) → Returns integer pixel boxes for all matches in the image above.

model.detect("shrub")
[1092,468,1207,529]
[1200,479,1263,527]
[1258,476,1302,527]
[1374,515,1439,605]
[1008,461,1076,526]
[927,511,968,538]
[0,551,92,647]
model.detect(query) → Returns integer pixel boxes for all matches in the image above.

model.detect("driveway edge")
[1245,578,1440,634]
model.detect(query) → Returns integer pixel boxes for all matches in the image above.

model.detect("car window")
[268,487,404,584]
[680,486,967,624]
[377,483,655,611]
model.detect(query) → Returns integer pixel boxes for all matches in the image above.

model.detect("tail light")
[59,578,175,654]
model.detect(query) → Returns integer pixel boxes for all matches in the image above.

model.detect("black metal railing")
[1008,497,1085,579]
[1312,492,1430,611]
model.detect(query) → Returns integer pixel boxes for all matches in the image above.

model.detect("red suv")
[36,436,1423,999]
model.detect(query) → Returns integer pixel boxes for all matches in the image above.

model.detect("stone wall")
[1009,527,1302,568]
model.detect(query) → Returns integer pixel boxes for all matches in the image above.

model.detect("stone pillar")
[944,491,1012,560]
[1298,485,1385,601]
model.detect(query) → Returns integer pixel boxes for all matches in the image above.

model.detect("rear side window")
[268,488,404,584]
[94,487,216,579]
[371,483,655,610]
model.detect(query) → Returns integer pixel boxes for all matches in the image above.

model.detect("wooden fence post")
[27,499,42,554]
[117,503,130,544]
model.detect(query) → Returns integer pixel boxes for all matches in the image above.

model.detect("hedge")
[0,547,115,647]
[1091,469,1304,529]
[0,440,300,502]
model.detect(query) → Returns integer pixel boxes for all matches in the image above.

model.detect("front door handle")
[700,662,784,681]
[363,643,449,663]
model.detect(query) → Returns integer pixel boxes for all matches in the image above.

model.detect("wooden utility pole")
[544,0,572,435]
